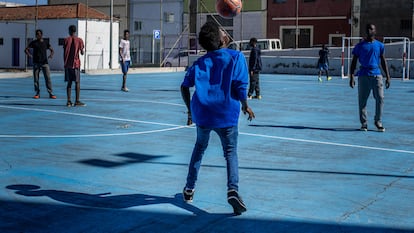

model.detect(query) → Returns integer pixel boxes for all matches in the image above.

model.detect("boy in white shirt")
[119,30,131,92]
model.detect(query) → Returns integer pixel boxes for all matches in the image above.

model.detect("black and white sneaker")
[74,101,86,107]
[227,189,247,215]
[183,188,195,203]
[375,122,385,132]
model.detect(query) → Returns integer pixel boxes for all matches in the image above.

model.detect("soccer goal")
[341,37,362,79]
[383,37,411,81]
[341,36,411,80]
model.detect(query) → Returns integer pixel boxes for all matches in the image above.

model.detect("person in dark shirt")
[317,44,331,82]
[25,29,56,99]
[248,37,262,99]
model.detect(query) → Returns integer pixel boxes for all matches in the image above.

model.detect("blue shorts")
[318,63,328,71]
[120,60,130,74]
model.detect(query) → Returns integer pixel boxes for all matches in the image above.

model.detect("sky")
[4,0,48,5]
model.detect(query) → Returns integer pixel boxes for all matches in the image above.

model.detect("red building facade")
[267,0,351,48]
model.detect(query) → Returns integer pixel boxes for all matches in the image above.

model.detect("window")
[164,12,174,23]
[134,21,142,31]
[303,0,315,2]
[273,0,286,3]
[58,38,64,46]
[0,38,3,45]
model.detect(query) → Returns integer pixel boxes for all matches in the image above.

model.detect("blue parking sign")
[153,30,161,40]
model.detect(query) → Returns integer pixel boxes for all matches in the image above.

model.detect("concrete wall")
[0,22,27,69]
[189,41,414,79]
[259,56,411,79]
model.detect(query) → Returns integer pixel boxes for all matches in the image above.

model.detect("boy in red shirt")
[64,25,85,107]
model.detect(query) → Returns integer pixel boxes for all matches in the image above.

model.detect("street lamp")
[109,0,113,69]
[35,0,38,29]
[160,0,163,66]
[295,0,299,48]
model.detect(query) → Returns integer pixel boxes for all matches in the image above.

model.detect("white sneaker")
[121,87,129,92]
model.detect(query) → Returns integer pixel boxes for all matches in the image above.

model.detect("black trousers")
[248,72,260,96]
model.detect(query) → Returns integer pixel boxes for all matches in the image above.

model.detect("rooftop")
[0,3,111,21]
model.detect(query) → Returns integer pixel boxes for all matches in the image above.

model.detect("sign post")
[152,30,161,64]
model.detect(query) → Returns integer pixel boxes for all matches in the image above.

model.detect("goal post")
[383,37,410,81]
[341,37,362,79]
[341,36,411,80]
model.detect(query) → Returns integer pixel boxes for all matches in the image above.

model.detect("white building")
[129,0,184,65]
[0,3,119,71]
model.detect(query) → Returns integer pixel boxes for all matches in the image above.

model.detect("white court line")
[0,126,187,138]
[0,105,179,127]
[0,105,189,138]
[240,132,414,155]
[83,98,185,107]
[1,104,413,154]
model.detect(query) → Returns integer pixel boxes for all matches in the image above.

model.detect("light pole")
[109,0,113,69]
[240,0,243,41]
[295,0,299,49]
[84,0,88,72]
[35,0,38,29]
[160,0,163,66]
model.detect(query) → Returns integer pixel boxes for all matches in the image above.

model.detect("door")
[12,38,20,67]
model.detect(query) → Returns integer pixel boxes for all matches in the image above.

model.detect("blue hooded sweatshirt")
[181,48,249,128]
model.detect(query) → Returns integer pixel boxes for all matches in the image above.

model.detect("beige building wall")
[48,0,129,36]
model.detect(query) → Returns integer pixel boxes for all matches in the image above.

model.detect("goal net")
[341,37,411,80]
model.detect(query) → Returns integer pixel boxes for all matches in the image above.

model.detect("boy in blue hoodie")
[181,22,255,215]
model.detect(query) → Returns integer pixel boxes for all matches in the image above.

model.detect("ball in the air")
[215,0,242,18]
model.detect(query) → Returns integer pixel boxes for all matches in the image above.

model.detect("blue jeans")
[185,125,239,191]
[120,60,130,74]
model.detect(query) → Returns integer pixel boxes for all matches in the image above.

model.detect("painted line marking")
[0,126,187,138]
[240,132,414,155]
[0,105,189,138]
[0,105,179,127]
[1,104,413,155]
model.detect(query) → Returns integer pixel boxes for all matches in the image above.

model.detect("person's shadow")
[6,184,227,216]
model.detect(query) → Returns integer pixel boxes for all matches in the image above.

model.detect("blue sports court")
[0,71,413,232]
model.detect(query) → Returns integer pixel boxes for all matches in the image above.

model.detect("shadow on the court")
[79,152,414,179]
[81,88,120,92]
[78,152,167,168]
[0,102,64,107]
[142,161,414,180]
[249,124,359,132]
[3,184,413,233]
[6,184,207,214]
[0,95,29,99]
[149,89,180,92]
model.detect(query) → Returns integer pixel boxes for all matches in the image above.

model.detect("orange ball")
[215,0,242,18]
